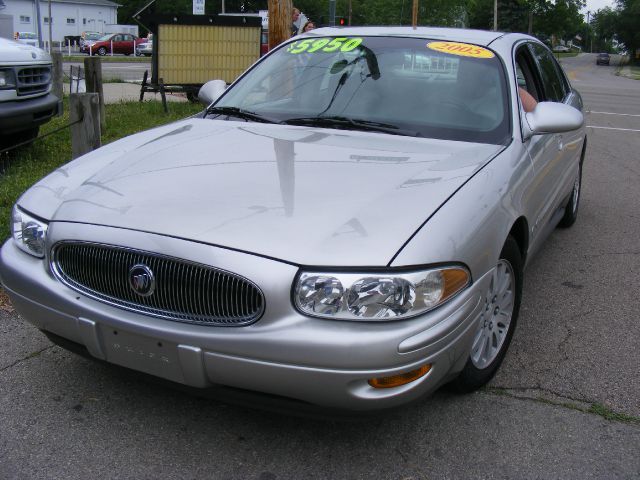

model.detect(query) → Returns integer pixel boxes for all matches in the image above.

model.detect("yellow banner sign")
[427,41,495,59]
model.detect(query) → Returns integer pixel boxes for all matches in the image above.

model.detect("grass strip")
[588,403,640,424]
[486,387,640,425]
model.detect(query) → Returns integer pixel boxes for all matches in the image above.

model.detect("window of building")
[67,18,75,24]
[83,18,86,25]
[44,17,52,24]
[19,15,31,23]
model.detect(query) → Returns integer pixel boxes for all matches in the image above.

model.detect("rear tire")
[452,236,522,393]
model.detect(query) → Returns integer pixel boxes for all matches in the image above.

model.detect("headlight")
[0,69,16,89]
[12,206,48,258]
[294,267,470,321]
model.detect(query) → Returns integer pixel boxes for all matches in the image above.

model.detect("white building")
[0,0,119,43]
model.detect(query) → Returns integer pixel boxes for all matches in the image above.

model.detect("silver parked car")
[136,35,153,56]
[0,27,585,412]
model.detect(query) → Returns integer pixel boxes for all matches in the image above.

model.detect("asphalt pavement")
[1,53,639,479]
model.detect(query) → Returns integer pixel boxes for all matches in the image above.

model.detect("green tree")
[293,0,472,27]
[591,7,619,52]
[467,0,585,44]
[615,0,640,61]
[536,0,585,40]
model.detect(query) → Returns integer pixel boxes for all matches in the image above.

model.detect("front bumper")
[0,92,60,134]
[0,222,489,411]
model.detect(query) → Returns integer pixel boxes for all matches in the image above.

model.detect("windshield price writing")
[287,37,364,54]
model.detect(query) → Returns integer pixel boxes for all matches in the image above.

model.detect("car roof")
[303,26,524,47]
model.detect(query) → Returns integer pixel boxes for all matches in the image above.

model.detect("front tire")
[557,162,582,228]
[452,236,523,393]
[97,47,107,56]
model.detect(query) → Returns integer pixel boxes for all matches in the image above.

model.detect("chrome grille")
[51,243,264,326]
[17,66,51,96]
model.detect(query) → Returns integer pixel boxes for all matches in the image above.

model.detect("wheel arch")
[508,216,529,264]
[580,135,587,165]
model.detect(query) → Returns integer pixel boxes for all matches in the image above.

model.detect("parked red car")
[80,33,144,56]
[260,30,269,56]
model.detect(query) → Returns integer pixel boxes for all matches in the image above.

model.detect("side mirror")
[198,80,227,106]
[523,102,584,139]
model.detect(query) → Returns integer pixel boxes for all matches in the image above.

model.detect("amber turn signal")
[368,364,432,389]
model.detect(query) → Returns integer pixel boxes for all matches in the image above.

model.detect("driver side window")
[530,44,569,102]
[515,46,542,113]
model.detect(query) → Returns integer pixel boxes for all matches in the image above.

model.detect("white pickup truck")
[0,37,61,150]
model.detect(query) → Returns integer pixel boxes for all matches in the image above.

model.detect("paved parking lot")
[0,53,639,479]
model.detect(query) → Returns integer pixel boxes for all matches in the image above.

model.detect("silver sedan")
[0,27,585,412]
[136,40,152,56]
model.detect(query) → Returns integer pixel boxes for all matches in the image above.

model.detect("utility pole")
[35,0,43,49]
[268,0,292,50]
[493,0,498,31]
[586,11,590,53]
[412,0,418,29]
[221,0,225,13]
[328,0,336,26]
[348,0,352,26]
[48,0,52,52]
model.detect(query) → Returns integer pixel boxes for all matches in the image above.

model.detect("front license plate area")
[101,326,184,383]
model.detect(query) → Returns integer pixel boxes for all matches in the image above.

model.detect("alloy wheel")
[470,259,515,370]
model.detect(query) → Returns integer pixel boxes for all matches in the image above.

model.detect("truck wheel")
[0,127,39,151]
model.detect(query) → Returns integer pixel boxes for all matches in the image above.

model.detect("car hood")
[0,37,51,63]
[20,119,503,266]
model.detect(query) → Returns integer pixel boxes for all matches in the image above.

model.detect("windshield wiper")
[284,116,418,137]
[205,106,279,124]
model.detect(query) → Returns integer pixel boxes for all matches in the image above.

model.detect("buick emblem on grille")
[128,264,156,297]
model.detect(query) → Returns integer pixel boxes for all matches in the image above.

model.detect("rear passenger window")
[530,44,568,102]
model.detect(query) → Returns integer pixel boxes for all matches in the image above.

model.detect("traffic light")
[319,15,346,26]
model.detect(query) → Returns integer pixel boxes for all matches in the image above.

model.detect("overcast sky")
[583,0,616,14]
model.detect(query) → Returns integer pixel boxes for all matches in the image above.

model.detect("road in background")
[64,59,151,83]
[1,53,638,479]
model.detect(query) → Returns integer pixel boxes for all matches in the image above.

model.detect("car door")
[517,42,579,252]
[111,34,123,54]
[122,34,135,54]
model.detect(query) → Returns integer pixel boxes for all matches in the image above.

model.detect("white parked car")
[136,39,153,56]
[0,37,61,150]
[0,27,586,413]
[14,31,38,47]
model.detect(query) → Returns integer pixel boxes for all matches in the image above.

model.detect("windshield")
[19,32,37,39]
[99,34,114,41]
[214,36,511,144]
